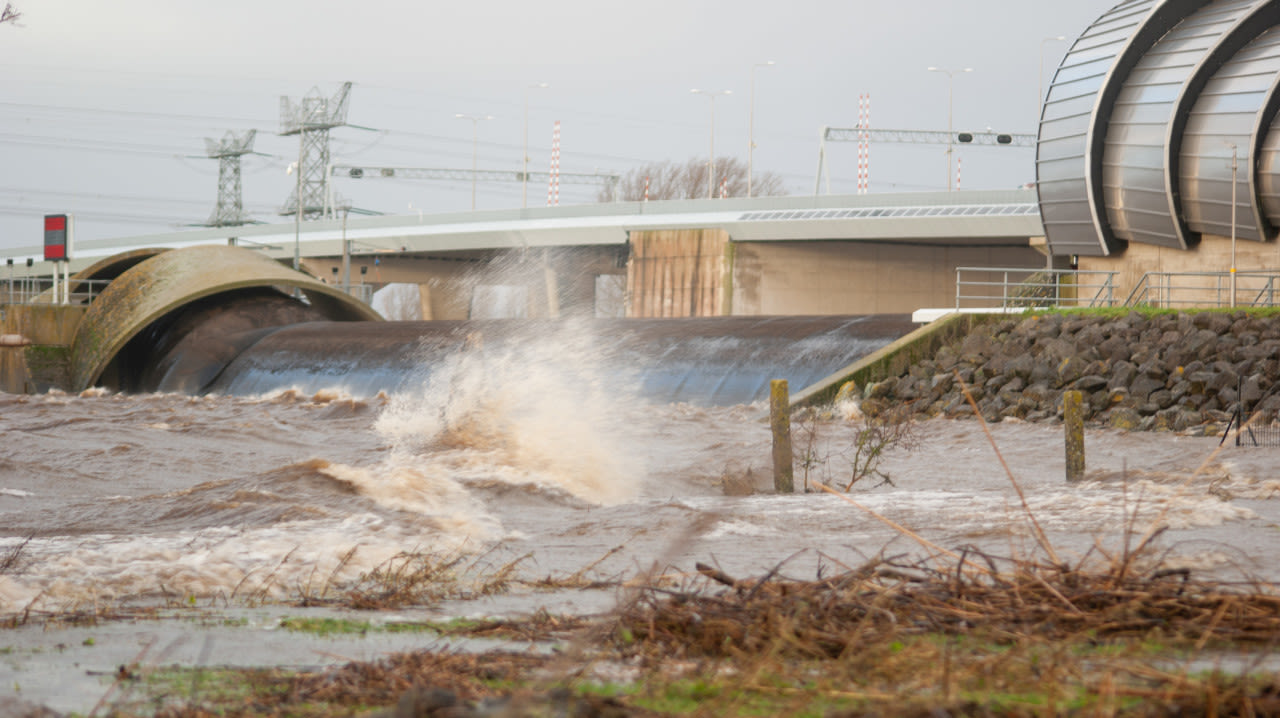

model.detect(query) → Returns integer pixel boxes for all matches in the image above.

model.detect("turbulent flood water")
[4,360,1280,612]
[3,319,1280,712]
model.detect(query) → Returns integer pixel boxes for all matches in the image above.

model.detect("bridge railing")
[955,267,1118,310]
[332,283,373,305]
[2,278,112,306]
[5,278,376,307]
[1124,271,1280,309]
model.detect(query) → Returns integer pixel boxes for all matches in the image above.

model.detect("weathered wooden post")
[770,379,794,493]
[1064,390,1085,482]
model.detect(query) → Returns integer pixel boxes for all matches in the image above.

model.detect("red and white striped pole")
[644,175,650,202]
[956,155,962,191]
[719,175,727,198]
[547,120,561,206]
[857,93,871,195]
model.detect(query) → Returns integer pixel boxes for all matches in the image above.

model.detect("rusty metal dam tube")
[205,315,917,406]
[69,245,382,393]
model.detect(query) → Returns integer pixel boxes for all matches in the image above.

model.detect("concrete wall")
[1,305,85,393]
[304,247,627,320]
[729,241,1046,315]
[1078,233,1280,305]
[626,229,730,318]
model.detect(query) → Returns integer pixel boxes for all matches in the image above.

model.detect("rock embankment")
[855,311,1280,432]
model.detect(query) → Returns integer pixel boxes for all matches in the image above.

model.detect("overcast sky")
[0,1,1109,253]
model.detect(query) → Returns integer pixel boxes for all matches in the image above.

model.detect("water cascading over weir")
[11,245,917,406]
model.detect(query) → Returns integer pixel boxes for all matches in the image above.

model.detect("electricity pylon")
[204,129,257,227]
[279,82,352,221]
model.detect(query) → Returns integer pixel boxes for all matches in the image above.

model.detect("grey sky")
[0,1,1107,253]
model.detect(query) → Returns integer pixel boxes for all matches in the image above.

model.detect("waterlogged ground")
[3,383,1280,713]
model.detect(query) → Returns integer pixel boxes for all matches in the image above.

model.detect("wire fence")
[1222,381,1280,448]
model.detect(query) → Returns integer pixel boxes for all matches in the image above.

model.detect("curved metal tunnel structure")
[70,245,381,393]
[1038,0,1280,256]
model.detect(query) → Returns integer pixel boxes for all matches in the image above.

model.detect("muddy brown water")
[3,317,1280,713]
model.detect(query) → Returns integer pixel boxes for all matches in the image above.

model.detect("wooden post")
[1064,390,1085,482]
[770,379,794,493]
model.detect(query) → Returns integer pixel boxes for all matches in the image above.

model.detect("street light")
[523,82,549,209]
[748,61,775,198]
[927,66,973,191]
[691,88,732,199]
[286,159,301,271]
[1038,36,1066,122]
[456,113,494,210]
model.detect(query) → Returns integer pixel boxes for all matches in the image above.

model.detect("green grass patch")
[278,616,438,637]
[1028,305,1280,319]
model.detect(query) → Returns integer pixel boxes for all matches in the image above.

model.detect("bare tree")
[1,4,20,25]
[601,157,786,202]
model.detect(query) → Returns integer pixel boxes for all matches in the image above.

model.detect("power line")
[0,100,267,127]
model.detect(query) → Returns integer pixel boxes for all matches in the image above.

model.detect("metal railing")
[955,267,1118,310]
[5,278,375,307]
[1124,271,1280,309]
[3,277,112,306]
[333,283,373,305]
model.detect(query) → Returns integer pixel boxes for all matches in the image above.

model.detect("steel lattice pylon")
[204,129,257,227]
[279,82,352,221]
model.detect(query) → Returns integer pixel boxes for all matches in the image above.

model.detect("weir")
[2,246,919,404]
[204,315,917,406]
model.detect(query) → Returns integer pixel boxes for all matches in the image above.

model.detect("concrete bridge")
[4,189,1047,321]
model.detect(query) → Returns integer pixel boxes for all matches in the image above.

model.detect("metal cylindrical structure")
[70,244,380,392]
[1036,0,1245,257]
[1181,25,1280,243]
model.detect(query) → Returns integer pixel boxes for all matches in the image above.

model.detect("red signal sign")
[44,214,71,262]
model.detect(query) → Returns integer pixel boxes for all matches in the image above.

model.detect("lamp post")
[1038,36,1066,122]
[522,82,549,209]
[927,66,972,191]
[288,154,301,272]
[748,61,775,198]
[691,88,732,199]
[456,113,493,210]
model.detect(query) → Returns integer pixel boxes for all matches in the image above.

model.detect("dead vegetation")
[620,553,1280,660]
[793,402,919,492]
[109,546,1280,717]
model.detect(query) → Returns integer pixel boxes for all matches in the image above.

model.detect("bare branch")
[0,4,20,25]
[601,157,788,202]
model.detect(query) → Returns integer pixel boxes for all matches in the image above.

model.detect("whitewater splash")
[373,318,644,506]
[0,321,661,613]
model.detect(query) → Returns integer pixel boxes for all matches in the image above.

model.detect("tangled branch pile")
[619,555,1280,659]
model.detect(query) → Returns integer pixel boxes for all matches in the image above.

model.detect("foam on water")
[0,515,464,613]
